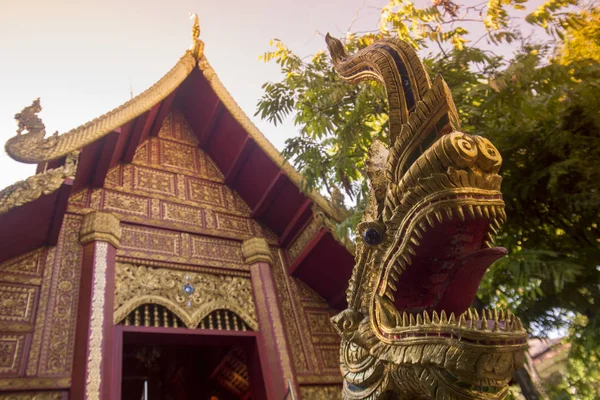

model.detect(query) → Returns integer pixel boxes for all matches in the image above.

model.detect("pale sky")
[0,0,545,189]
[0,0,385,188]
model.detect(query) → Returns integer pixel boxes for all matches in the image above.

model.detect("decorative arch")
[116,301,254,331]
[114,263,259,330]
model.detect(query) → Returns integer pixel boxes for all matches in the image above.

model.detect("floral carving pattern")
[114,263,258,330]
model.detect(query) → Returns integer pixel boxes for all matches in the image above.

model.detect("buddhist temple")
[0,16,354,399]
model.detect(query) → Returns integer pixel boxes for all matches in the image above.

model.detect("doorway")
[114,326,267,400]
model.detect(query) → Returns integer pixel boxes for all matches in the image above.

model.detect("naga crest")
[325,35,527,399]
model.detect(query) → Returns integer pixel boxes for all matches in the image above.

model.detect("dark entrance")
[114,326,267,400]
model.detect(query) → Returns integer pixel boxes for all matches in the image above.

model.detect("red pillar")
[70,211,121,400]
[242,238,299,400]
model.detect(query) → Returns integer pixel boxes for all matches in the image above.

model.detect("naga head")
[326,34,527,399]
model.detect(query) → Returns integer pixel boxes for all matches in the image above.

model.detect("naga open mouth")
[371,186,525,341]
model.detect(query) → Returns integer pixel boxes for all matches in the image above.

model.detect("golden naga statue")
[325,34,527,400]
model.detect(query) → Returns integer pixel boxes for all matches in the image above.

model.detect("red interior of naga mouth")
[392,215,506,317]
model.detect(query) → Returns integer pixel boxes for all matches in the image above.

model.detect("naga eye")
[363,227,383,246]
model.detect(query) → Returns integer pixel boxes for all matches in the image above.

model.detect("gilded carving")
[132,140,149,164]
[0,378,70,391]
[0,249,44,281]
[119,226,249,270]
[38,214,82,377]
[288,218,322,262]
[80,211,122,248]
[0,392,63,400]
[157,110,199,145]
[0,285,37,324]
[271,248,342,384]
[159,140,199,173]
[306,311,337,335]
[26,248,53,377]
[103,190,149,217]
[4,52,196,163]
[190,236,244,265]
[0,334,26,375]
[114,263,258,330]
[104,164,121,186]
[216,212,251,235]
[325,35,527,399]
[120,225,180,256]
[300,385,342,400]
[85,242,108,400]
[241,238,272,265]
[68,189,89,207]
[134,165,176,196]
[162,202,204,226]
[0,152,78,216]
[187,178,224,207]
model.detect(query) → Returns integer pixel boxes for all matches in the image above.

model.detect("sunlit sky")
[0,0,544,189]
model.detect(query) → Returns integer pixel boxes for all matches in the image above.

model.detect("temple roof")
[0,16,354,306]
[3,16,343,224]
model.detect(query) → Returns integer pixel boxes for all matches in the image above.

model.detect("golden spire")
[189,13,204,59]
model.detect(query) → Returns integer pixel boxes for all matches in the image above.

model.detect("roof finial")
[189,12,204,59]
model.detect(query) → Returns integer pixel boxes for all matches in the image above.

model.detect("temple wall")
[271,248,344,393]
[0,214,83,398]
[0,109,343,398]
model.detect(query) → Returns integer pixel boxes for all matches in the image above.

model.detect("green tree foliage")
[256,0,599,397]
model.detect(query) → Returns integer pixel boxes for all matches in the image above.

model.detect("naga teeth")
[426,213,435,227]
[448,312,455,324]
[492,218,502,230]
[414,228,423,240]
[375,295,400,329]
[445,208,453,219]
[423,310,431,324]
[482,206,490,219]
[474,205,483,218]
[466,205,475,219]
[435,211,444,223]
[456,207,466,222]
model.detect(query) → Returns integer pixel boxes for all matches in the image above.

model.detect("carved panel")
[162,202,204,226]
[299,385,342,399]
[133,165,176,196]
[38,214,82,377]
[270,248,342,385]
[288,218,322,262]
[159,140,199,173]
[187,177,225,207]
[157,111,199,145]
[215,212,252,235]
[316,346,341,371]
[120,225,180,256]
[104,164,121,186]
[190,236,244,265]
[119,224,246,270]
[103,190,149,217]
[68,189,89,207]
[306,310,337,336]
[0,334,26,376]
[133,140,150,164]
[0,249,44,285]
[0,285,37,325]
[0,222,79,389]
[0,391,64,400]
[114,263,257,330]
